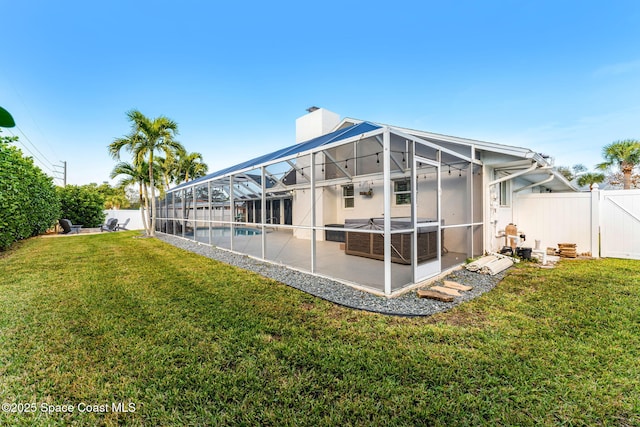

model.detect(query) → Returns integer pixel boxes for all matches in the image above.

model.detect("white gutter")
[514,174,555,193]
[487,162,538,186]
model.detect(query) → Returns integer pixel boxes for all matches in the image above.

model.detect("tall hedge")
[0,137,61,250]
[57,185,106,228]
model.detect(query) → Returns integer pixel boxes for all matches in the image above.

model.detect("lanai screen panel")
[155,195,165,235]
[424,138,472,159]
[441,151,471,226]
[473,225,483,257]
[267,153,312,271]
[473,163,483,223]
[390,134,412,174]
[314,136,386,292]
[355,136,384,175]
[231,169,262,259]
[164,192,176,234]
[323,142,354,180]
[439,152,483,261]
[174,189,185,238]
[210,183,229,222]
[192,183,208,244]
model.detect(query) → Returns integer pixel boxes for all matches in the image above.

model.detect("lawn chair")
[100,218,118,232]
[59,219,83,234]
[115,218,130,231]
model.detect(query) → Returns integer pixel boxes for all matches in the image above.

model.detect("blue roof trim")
[171,121,381,191]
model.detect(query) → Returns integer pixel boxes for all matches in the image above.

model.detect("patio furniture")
[59,219,83,234]
[100,218,118,232]
[344,218,442,264]
[324,224,345,242]
[115,218,130,231]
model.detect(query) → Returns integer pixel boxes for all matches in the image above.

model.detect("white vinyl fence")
[599,190,640,259]
[513,188,640,260]
[103,209,146,230]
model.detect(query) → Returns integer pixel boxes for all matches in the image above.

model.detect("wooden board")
[430,286,461,296]
[558,243,577,258]
[417,290,454,302]
[443,280,472,291]
[506,223,518,249]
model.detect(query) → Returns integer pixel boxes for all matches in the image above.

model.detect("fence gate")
[600,189,640,259]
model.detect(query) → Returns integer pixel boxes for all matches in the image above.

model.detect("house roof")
[172,121,381,191]
[340,117,550,165]
[171,115,576,193]
[340,117,577,192]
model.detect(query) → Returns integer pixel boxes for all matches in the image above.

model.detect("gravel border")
[156,233,509,317]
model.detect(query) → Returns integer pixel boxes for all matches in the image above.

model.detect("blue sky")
[2,1,639,186]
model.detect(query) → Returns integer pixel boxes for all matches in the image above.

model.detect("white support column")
[383,129,392,295]
[261,166,267,259]
[468,151,474,257]
[591,185,601,257]
[229,176,234,252]
[310,152,317,273]
[192,185,196,240]
[207,181,212,246]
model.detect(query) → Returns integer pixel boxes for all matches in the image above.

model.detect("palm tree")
[596,139,640,190]
[176,150,208,183]
[104,193,130,210]
[576,172,605,190]
[110,110,184,236]
[110,161,153,232]
[156,155,179,190]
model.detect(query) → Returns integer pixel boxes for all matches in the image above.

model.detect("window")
[394,180,411,205]
[343,185,354,208]
[499,180,510,207]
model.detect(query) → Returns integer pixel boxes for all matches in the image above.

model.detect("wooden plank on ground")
[430,286,461,296]
[417,290,455,302]
[443,280,473,291]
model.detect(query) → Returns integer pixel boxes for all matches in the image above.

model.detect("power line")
[14,125,57,169]
[4,128,55,173]
[4,128,67,186]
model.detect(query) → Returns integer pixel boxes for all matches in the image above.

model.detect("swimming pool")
[195,226,262,238]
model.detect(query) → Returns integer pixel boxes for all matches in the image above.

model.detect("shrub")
[57,185,106,228]
[0,137,61,250]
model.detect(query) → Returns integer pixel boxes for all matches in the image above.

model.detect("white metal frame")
[413,155,441,283]
[157,125,483,295]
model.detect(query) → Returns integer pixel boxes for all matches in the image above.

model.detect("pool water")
[195,226,262,238]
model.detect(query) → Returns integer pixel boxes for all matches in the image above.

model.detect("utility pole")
[54,161,67,186]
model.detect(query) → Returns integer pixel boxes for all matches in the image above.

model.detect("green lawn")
[1,232,639,426]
